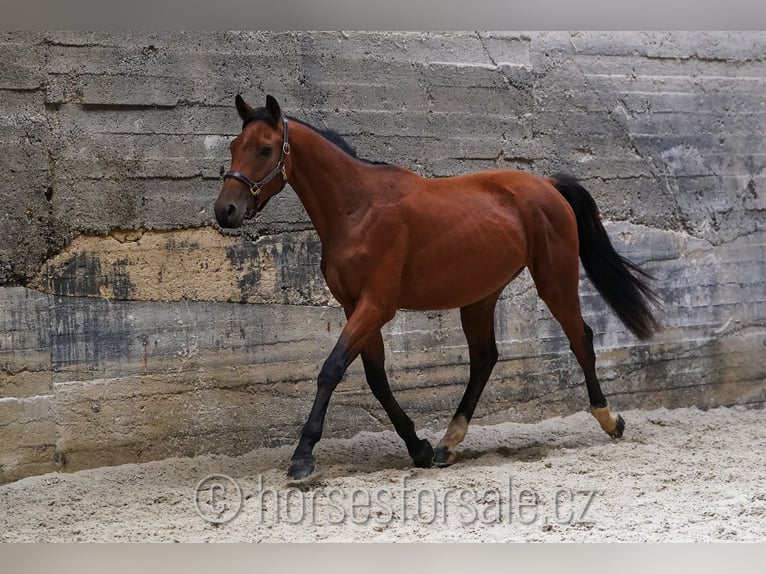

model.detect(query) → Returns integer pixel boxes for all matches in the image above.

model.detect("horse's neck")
[287,123,370,243]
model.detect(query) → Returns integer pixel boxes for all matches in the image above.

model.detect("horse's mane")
[242,108,388,166]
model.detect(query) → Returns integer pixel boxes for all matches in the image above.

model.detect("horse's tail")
[550,172,661,340]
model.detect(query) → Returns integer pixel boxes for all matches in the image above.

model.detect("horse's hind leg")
[529,252,624,438]
[433,290,502,466]
[360,330,433,468]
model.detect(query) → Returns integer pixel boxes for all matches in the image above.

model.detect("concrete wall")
[1,31,765,483]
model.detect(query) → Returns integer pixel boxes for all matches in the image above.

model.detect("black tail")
[551,173,661,340]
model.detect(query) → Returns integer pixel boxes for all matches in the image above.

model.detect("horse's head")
[214,94,291,228]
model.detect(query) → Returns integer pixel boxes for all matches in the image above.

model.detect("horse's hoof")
[287,458,316,481]
[412,439,434,468]
[609,414,625,439]
[432,446,457,467]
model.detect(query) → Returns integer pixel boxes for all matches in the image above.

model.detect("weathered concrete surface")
[30,227,333,305]
[1,32,765,483]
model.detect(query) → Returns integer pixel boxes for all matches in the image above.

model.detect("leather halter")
[223,116,290,203]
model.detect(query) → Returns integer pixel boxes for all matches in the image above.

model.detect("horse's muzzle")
[214,200,246,228]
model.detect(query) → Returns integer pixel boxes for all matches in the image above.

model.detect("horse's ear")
[265,95,282,123]
[235,94,254,121]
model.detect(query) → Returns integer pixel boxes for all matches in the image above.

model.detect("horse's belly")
[398,245,525,310]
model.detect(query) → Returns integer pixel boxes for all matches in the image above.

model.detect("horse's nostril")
[227,204,237,217]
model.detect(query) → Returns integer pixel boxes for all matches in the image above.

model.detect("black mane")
[242,108,388,166]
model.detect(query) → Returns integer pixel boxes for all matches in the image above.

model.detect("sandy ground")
[1,406,764,542]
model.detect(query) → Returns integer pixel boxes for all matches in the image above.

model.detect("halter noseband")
[223,116,291,202]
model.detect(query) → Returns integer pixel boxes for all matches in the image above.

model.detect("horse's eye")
[260,145,273,157]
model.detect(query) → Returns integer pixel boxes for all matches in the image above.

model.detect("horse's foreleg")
[360,330,433,468]
[433,290,501,466]
[287,296,394,480]
[286,339,348,480]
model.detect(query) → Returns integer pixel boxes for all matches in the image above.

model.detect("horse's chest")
[319,253,352,308]
[319,249,372,308]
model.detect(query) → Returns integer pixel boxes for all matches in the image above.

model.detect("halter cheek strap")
[223,116,290,201]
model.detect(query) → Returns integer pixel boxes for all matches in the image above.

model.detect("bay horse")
[214,95,659,480]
